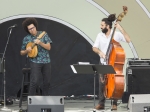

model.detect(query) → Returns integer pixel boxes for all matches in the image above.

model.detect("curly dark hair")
[102,14,116,29]
[22,18,38,34]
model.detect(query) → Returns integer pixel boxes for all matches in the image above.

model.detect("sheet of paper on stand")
[78,62,90,65]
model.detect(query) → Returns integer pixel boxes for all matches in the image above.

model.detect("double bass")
[104,6,128,99]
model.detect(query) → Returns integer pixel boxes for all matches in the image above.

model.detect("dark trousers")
[98,74,117,106]
[29,62,51,96]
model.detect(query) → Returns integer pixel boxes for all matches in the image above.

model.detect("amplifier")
[127,58,150,66]
[122,66,150,103]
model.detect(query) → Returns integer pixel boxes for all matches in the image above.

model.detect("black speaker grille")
[126,67,150,94]
[122,67,150,103]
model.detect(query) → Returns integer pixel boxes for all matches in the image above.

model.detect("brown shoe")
[111,105,117,110]
[95,104,104,110]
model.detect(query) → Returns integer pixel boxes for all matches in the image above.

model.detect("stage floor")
[0,99,128,112]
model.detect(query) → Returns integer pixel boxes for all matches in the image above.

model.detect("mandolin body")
[26,42,38,58]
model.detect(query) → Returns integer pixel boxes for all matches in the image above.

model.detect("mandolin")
[26,31,46,58]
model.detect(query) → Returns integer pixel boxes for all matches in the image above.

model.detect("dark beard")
[101,27,108,34]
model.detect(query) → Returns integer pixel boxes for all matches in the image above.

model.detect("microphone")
[9,24,17,28]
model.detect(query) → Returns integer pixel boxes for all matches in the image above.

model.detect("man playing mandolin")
[20,18,52,95]
[92,13,131,110]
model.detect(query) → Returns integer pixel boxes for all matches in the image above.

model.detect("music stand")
[71,64,116,112]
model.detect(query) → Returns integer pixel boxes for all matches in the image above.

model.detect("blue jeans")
[29,62,51,95]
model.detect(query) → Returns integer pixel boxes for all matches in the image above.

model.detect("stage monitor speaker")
[128,94,150,112]
[27,96,64,112]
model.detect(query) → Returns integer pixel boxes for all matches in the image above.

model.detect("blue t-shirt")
[21,31,52,63]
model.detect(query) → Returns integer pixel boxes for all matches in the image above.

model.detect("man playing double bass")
[92,14,130,110]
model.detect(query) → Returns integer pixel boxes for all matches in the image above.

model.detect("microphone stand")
[0,28,13,111]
